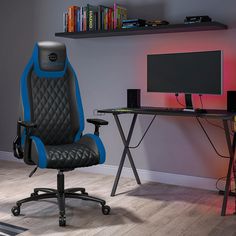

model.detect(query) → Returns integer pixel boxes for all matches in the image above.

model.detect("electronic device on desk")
[127,89,141,108]
[184,15,212,24]
[145,20,169,27]
[122,19,146,29]
[227,91,236,112]
[147,50,222,112]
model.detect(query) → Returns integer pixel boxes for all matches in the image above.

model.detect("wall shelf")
[55,21,227,39]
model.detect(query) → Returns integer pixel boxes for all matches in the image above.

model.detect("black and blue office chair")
[12,41,110,226]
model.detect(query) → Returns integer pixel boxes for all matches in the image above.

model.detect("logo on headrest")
[48,53,58,62]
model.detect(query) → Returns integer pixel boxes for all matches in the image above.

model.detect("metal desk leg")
[233,134,236,214]
[221,120,236,216]
[111,114,141,196]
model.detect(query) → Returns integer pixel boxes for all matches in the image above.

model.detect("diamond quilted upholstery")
[19,41,105,170]
[30,71,75,145]
[45,142,99,169]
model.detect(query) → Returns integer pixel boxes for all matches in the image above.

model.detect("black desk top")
[98,107,235,120]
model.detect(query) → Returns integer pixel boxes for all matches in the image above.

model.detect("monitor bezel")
[147,50,223,95]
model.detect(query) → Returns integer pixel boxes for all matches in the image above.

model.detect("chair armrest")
[86,118,108,136]
[18,121,37,135]
[13,120,37,160]
[18,121,37,129]
[13,135,23,159]
[87,118,109,126]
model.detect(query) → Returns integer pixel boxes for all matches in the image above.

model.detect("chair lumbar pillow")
[12,41,110,226]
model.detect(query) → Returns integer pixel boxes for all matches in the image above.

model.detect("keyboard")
[140,106,184,112]
[111,107,207,114]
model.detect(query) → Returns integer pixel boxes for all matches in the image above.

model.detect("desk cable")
[199,95,225,130]
[129,115,157,149]
[216,176,236,193]
[196,117,230,159]
[175,93,185,107]
[199,95,234,135]
[199,95,236,197]
[197,117,236,196]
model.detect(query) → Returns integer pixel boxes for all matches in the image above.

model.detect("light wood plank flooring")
[0,160,235,236]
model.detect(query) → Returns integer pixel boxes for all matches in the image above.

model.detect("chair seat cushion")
[45,142,99,169]
[31,134,105,169]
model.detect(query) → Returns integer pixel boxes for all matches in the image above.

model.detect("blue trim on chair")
[20,58,33,122]
[68,62,85,133]
[20,57,33,146]
[33,44,67,78]
[74,131,82,142]
[31,136,47,168]
[84,134,106,164]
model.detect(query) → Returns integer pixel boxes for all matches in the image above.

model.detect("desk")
[98,107,236,216]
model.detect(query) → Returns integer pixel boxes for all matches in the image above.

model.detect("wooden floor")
[0,160,235,236]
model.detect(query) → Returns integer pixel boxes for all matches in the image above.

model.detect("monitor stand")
[183,94,194,111]
[183,94,207,113]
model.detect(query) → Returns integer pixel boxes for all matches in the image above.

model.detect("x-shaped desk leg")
[111,114,141,196]
[221,120,236,216]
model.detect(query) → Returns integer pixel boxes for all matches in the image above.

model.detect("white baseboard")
[0,151,217,191]
[79,164,217,191]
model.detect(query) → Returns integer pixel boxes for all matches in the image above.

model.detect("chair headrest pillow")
[37,41,66,71]
[32,41,68,77]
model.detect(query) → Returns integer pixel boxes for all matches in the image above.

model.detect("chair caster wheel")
[102,205,111,215]
[59,215,66,227]
[11,206,20,216]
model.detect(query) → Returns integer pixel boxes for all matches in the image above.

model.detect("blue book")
[76,8,81,32]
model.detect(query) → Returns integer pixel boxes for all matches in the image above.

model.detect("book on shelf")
[82,6,87,31]
[68,6,79,32]
[80,7,83,31]
[108,7,113,30]
[97,5,105,31]
[106,6,114,30]
[104,7,108,30]
[87,4,98,31]
[63,12,68,32]
[114,3,127,29]
[63,2,128,32]
[76,8,80,32]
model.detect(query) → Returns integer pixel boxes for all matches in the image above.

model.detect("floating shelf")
[55,21,227,39]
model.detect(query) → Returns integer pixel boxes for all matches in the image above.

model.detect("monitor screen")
[147,50,222,95]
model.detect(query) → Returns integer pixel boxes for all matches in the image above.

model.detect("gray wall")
[1,0,236,179]
[0,1,34,151]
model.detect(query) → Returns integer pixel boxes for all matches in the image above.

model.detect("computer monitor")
[147,50,223,110]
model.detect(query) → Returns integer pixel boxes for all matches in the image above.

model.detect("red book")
[108,8,111,30]
[113,2,117,29]
[83,7,87,31]
[68,6,78,32]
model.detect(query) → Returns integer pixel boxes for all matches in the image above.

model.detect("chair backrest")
[20,41,84,145]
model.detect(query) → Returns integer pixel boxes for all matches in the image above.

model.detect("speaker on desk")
[227,91,236,112]
[127,89,141,108]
